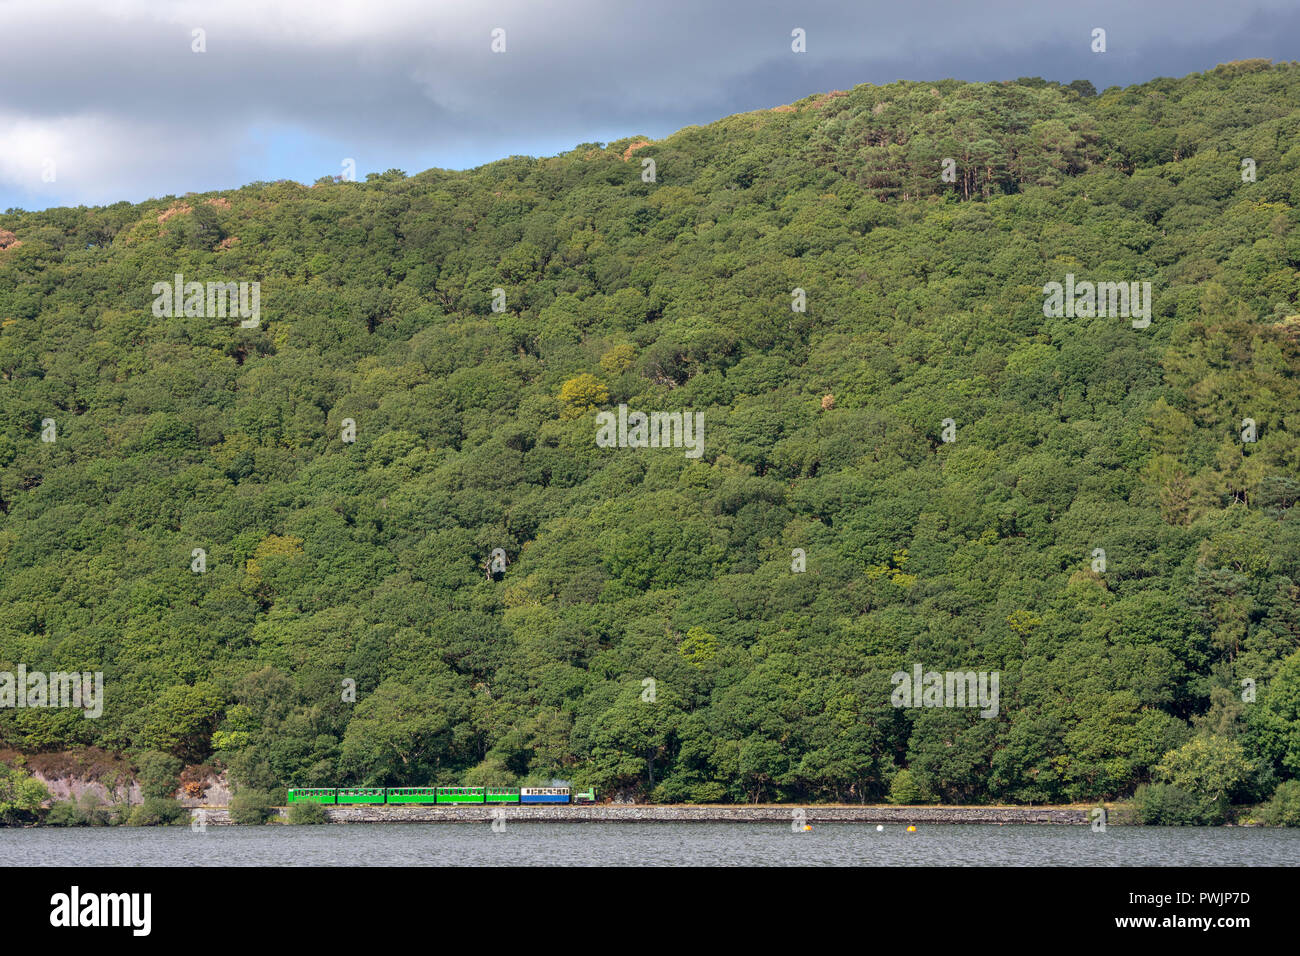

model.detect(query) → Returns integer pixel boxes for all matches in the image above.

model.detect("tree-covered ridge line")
[1,61,1298,820]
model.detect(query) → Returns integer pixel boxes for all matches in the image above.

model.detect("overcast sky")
[2,0,1297,211]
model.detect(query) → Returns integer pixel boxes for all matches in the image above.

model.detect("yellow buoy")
[803,824,812,831]
[906,825,917,832]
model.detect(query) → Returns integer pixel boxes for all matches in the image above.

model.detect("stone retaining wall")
[190,804,1090,825]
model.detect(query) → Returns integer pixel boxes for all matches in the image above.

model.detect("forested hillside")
[2,60,1299,814]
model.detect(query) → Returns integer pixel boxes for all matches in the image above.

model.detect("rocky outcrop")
[621,140,651,161]
[12,747,137,804]
[3,749,231,807]
[35,773,140,805]
[176,768,232,807]
[157,203,192,223]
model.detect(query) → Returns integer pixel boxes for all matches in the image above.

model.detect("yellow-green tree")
[558,373,609,419]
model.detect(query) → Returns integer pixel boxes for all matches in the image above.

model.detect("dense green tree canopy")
[1,61,1298,806]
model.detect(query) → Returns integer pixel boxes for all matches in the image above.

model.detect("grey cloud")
[1,0,1297,208]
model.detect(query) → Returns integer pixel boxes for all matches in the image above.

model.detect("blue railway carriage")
[520,786,570,804]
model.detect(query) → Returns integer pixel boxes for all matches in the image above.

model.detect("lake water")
[5,823,1299,866]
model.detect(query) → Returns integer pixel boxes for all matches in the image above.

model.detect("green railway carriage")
[385,787,439,804]
[287,788,337,805]
[286,785,595,806]
[436,787,486,804]
[336,787,386,804]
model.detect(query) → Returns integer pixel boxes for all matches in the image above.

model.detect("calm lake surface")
[5,823,1299,866]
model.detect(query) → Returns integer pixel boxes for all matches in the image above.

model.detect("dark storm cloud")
[1,0,1296,208]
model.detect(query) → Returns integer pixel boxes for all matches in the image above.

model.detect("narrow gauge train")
[287,786,596,805]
